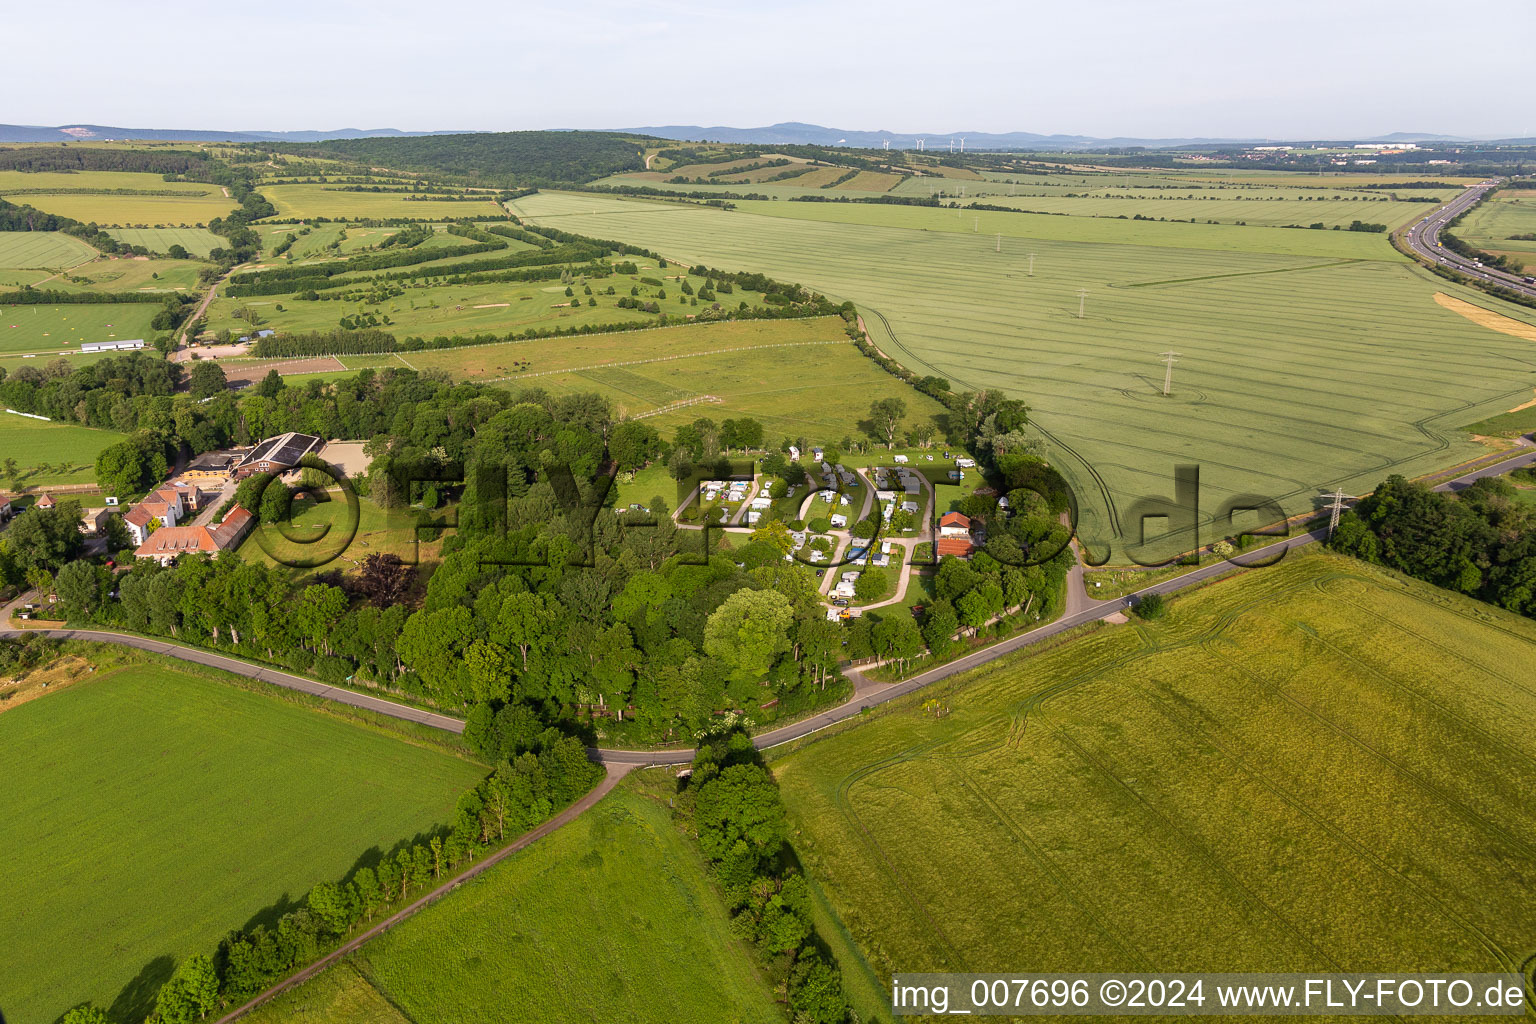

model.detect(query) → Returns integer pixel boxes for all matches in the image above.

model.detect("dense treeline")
[1331,473,1536,617]
[229,243,596,298]
[0,146,213,176]
[0,287,166,305]
[60,730,602,1024]
[268,131,647,185]
[674,731,851,1023]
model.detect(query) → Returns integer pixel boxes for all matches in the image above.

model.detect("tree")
[703,588,793,681]
[921,599,959,658]
[854,568,889,603]
[256,368,284,398]
[1133,592,1166,620]
[187,360,228,399]
[869,397,906,449]
[56,560,109,617]
[60,1007,112,1024]
[6,501,84,572]
[153,954,219,1023]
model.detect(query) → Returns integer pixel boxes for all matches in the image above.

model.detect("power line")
[1076,288,1089,319]
[1159,350,1179,396]
[1322,489,1350,537]
[1027,252,1037,276]
[995,232,1001,253]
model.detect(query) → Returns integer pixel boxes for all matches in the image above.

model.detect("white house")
[893,454,909,464]
[830,513,848,528]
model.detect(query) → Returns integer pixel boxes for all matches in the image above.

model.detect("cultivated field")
[241,786,784,1024]
[773,552,1536,999]
[1,172,237,225]
[398,316,950,438]
[1454,193,1536,265]
[259,184,507,221]
[514,190,1536,555]
[107,226,224,256]
[0,298,159,355]
[0,662,484,1024]
[55,256,202,293]
[0,412,125,487]
[0,230,99,269]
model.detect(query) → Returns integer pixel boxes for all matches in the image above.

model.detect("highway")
[1401,179,1536,301]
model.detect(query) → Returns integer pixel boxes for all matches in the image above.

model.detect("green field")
[260,184,507,221]
[773,552,1536,997]
[201,245,744,340]
[54,255,203,293]
[0,298,160,355]
[513,190,1536,555]
[0,662,485,1024]
[107,226,224,257]
[398,315,950,438]
[1455,192,1536,264]
[0,230,99,269]
[241,785,784,1024]
[237,493,442,573]
[0,412,127,487]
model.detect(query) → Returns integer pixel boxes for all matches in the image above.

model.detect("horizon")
[5,0,1532,139]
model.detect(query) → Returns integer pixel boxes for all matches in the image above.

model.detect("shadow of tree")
[108,954,174,1024]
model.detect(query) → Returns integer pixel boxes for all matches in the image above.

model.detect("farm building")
[79,339,145,354]
[233,432,323,479]
[179,451,239,481]
[0,495,11,521]
[34,493,57,510]
[123,487,186,546]
[78,507,112,536]
[134,505,255,565]
[937,511,976,558]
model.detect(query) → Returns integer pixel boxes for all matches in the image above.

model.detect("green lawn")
[772,552,1536,995]
[0,662,485,1024]
[242,785,785,1024]
[513,190,1536,558]
[0,412,126,488]
[0,299,160,355]
[236,493,443,573]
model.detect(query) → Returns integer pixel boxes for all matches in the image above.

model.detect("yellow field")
[1434,292,1536,343]
[834,170,902,192]
[260,184,509,221]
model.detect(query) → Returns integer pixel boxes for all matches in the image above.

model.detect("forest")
[268,130,649,185]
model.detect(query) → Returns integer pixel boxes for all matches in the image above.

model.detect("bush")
[808,517,830,534]
[854,569,889,603]
[1133,592,1166,620]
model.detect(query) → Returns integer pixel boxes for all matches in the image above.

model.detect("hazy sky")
[7,0,1533,139]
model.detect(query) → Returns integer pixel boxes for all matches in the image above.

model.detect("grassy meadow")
[0,662,485,1024]
[399,315,950,438]
[0,410,126,487]
[240,786,785,1024]
[771,552,1536,997]
[513,190,1536,555]
[1454,192,1536,267]
[0,298,159,355]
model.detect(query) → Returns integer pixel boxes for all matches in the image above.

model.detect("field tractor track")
[833,751,968,968]
[1204,633,1536,865]
[1314,575,1536,704]
[1049,724,1346,972]
[955,771,1150,968]
[1138,683,1517,973]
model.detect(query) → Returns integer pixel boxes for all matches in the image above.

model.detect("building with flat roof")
[79,339,145,354]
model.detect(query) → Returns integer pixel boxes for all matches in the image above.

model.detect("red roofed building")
[937,511,975,558]
[134,505,255,565]
[35,493,57,510]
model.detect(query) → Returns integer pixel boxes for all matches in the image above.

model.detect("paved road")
[8,444,1536,769]
[1400,179,1536,301]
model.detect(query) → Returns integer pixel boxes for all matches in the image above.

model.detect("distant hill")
[624,121,1517,151]
[0,124,476,144]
